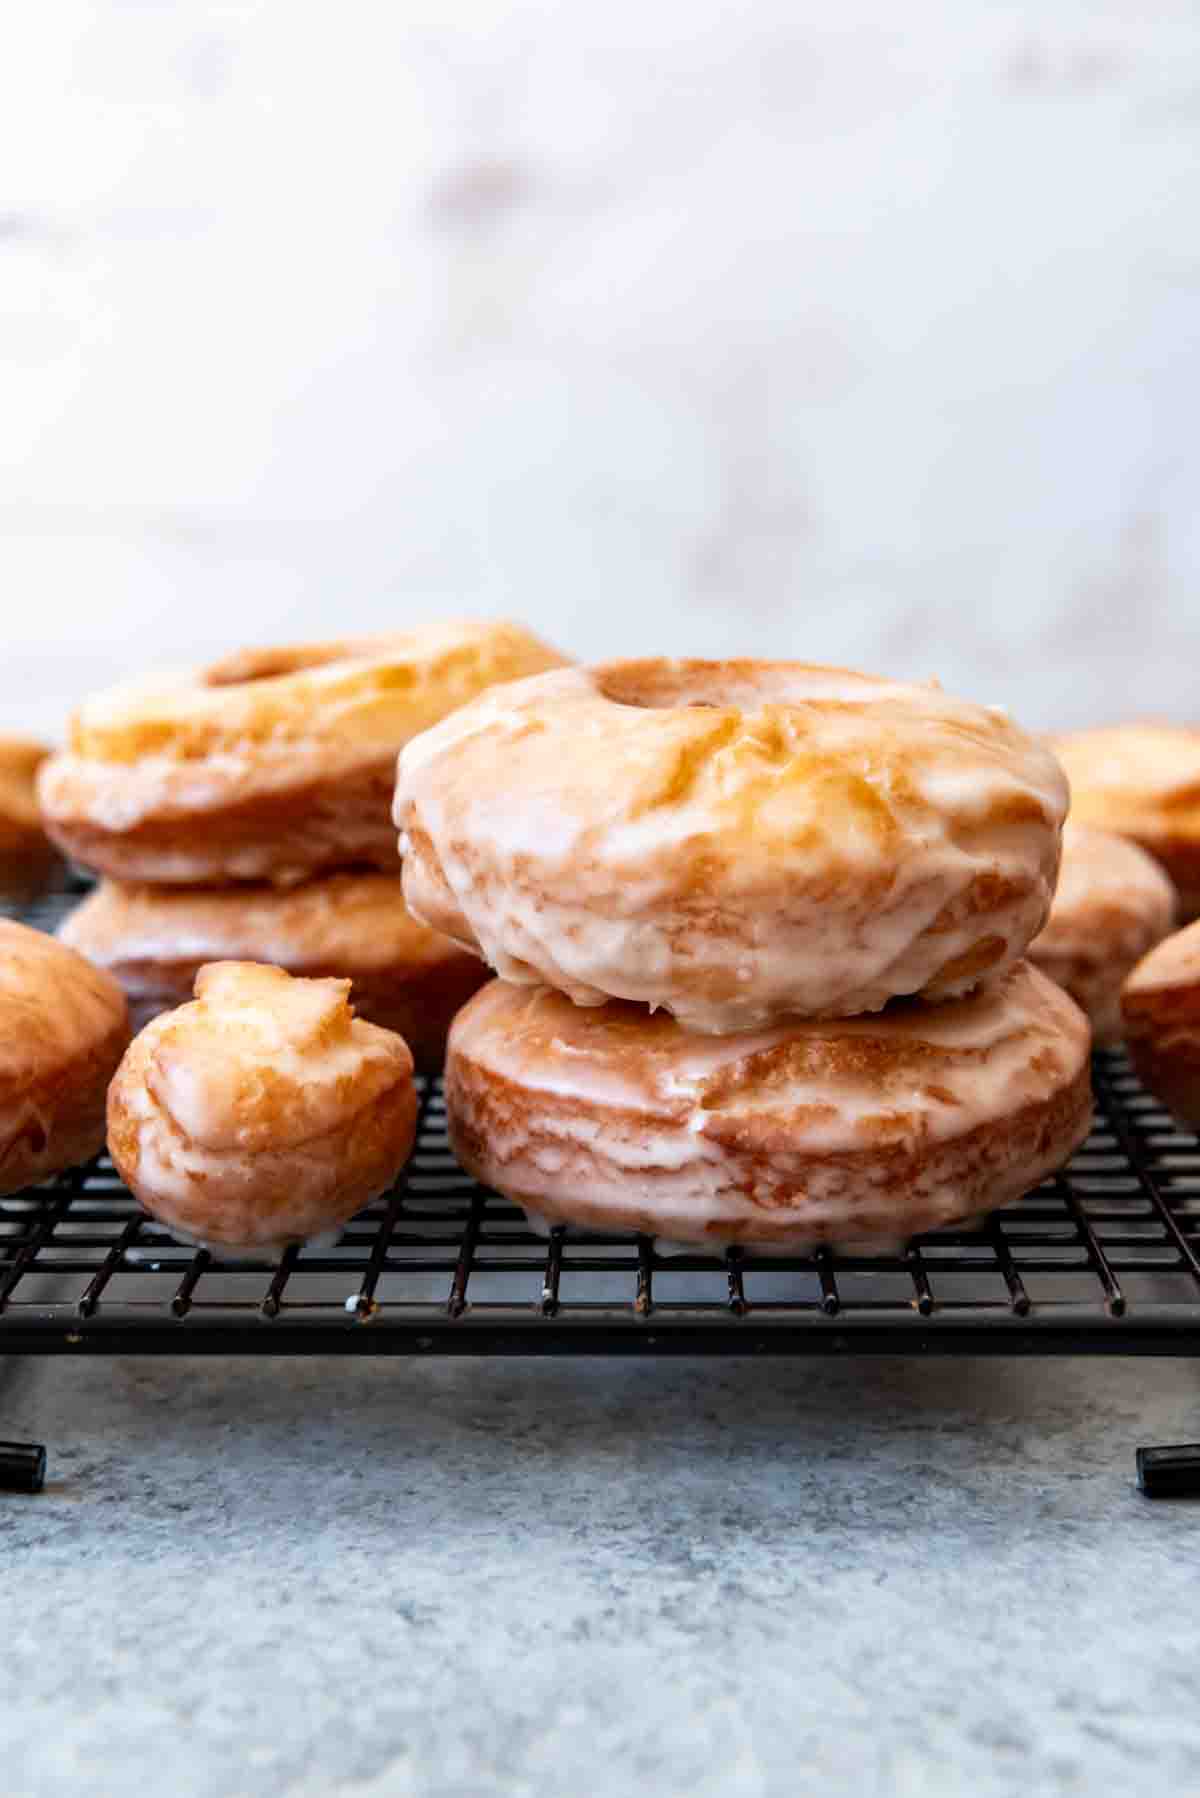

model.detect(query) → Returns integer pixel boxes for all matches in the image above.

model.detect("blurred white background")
[2,0,1198,735]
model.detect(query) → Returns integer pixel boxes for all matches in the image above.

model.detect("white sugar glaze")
[444,969,1093,1251]
[59,874,460,987]
[1031,824,1175,965]
[108,962,417,1251]
[397,661,1068,1031]
[1028,824,1176,1041]
[143,964,406,1154]
[453,968,1085,1154]
[37,621,566,884]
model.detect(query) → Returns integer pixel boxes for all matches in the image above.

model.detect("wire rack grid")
[4,881,1200,1358]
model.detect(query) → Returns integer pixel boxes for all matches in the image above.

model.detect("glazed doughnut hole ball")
[107,961,418,1253]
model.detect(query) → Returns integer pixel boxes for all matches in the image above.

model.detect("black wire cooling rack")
[4,880,1200,1359]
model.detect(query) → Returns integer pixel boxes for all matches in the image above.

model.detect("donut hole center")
[203,643,351,687]
[595,661,759,712]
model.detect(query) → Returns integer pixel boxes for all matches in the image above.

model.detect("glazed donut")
[107,961,418,1252]
[0,736,59,897]
[39,619,566,887]
[0,919,129,1198]
[59,873,487,1070]
[1051,725,1200,918]
[1121,922,1200,1130]
[446,967,1092,1251]
[1028,823,1175,1045]
[397,659,1069,1033]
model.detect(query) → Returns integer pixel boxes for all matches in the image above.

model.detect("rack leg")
[1136,1444,1200,1498]
[0,1439,46,1493]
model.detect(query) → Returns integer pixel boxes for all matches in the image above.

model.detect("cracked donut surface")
[39,618,566,886]
[397,658,1068,1033]
[445,965,1093,1251]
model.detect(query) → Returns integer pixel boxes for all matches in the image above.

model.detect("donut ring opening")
[202,642,359,687]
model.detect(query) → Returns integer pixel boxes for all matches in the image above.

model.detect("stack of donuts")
[396,659,1097,1252]
[9,618,566,1251]
[40,619,565,1071]
[16,636,1200,1264]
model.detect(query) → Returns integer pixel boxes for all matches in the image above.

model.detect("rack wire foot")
[0,1439,46,1494]
[1136,1444,1200,1498]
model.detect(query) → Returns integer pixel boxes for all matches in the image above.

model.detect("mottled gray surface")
[3,1352,1200,1795]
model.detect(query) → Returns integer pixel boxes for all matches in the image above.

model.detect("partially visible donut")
[0,919,129,1197]
[1028,823,1175,1044]
[1051,725,1200,918]
[445,967,1093,1252]
[398,659,1069,1032]
[1122,922,1200,1130]
[0,736,59,897]
[107,961,417,1252]
[59,873,487,1070]
[39,619,566,886]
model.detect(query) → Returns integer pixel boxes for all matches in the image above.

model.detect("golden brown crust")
[40,759,401,887]
[398,659,1069,1031]
[59,874,487,1070]
[1052,726,1200,917]
[106,961,417,1250]
[0,735,60,896]
[445,968,1093,1250]
[0,919,130,1196]
[1122,921,1200,1128]
[39,619,567,885]
[1028,824,1176,1044]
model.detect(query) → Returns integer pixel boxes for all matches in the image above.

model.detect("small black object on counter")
[1136,1444,1200,1499]
[0,1440,47,1495]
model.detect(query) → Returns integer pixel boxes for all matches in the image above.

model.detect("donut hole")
[203,643,351,688]
[595,660,760,712]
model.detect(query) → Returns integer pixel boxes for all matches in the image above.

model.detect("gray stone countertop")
[4,1349,1200,1796]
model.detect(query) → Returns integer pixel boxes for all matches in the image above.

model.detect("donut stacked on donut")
[40,619,566,886]
[396,658,1093,1251]
[45,619,564,1063]
[59,872,488,1072]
